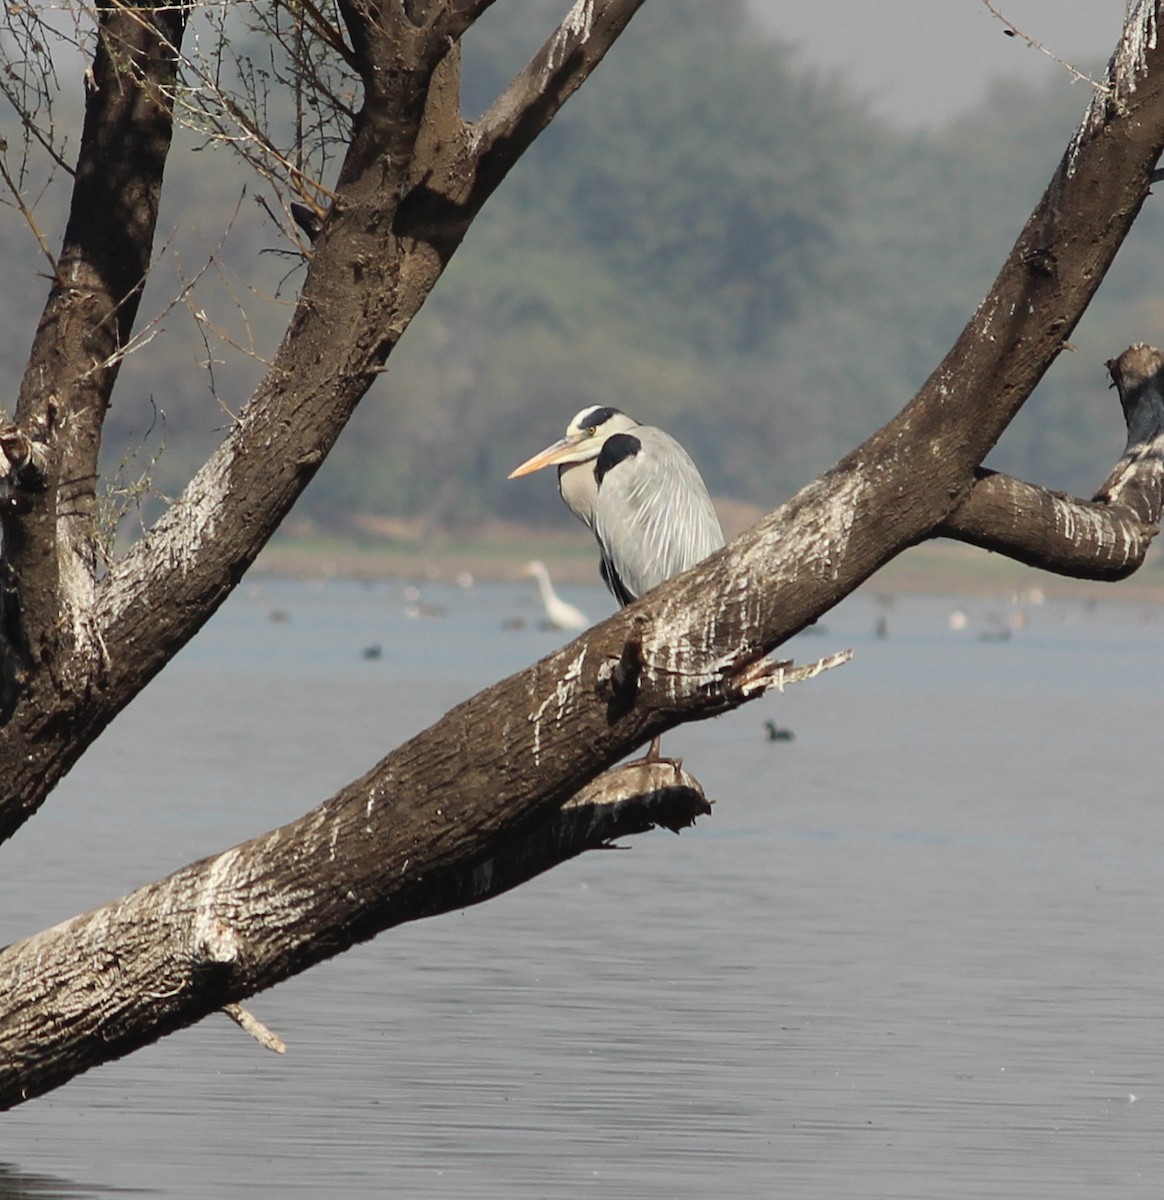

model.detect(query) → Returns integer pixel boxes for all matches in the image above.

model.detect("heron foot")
[632,735,682,773]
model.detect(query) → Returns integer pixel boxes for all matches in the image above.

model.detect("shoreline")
[252,529,1164,604]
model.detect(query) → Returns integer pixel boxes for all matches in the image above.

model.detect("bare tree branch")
[0,0,653,828]
[468,0,648,200]
[287,0,360,70]
[0,758,715,1108]
[0,0,189,705]
[222,1002,287,1054]
[0,1,81,178]
[2,1,1164,847]
[936,344,1164,577]
[978,0,1112,96]
[0,141,61,281]
[2,0,1164,1114]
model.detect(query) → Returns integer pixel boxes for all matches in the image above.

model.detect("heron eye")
[587,425,598,436]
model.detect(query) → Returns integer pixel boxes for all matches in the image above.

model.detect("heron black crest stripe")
[594,432,641,486]
[578,405,622,429]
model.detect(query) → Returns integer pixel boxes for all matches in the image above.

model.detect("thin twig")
[222,1003,287,1054]
[293,0,360,70]
[0,141,62,282]
[978,0,1113,96]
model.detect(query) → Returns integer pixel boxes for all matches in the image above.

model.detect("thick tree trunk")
[0,759,712,1108]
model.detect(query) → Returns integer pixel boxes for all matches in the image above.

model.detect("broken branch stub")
[936,342,1164,579]
[1101,342,1164,512]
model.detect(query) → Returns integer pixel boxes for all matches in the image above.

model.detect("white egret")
[522,560,589,631]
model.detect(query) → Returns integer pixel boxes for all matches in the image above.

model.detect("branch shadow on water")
[0,1162,148,1200]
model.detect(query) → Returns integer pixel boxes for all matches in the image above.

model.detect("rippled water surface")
[2,577,1162,1198]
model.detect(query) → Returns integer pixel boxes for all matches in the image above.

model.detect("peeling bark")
[0,759,711,1109]
[937,344,1164,577]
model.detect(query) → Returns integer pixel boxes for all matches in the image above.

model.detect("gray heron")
[509,406,724,760]
[508,405,724,606]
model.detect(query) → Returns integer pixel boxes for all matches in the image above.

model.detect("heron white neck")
[557,460,598,528]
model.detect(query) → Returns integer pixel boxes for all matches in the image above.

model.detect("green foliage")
[344,9,1132,527]
[513,11,859,356]
[0,4,1152,538]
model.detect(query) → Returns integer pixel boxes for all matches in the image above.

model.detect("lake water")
[1,574,1162,1198]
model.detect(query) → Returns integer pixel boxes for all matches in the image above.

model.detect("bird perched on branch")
[508,406,724,605]
[510,406,724,764]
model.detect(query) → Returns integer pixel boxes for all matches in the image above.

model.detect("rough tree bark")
[0,758,716,1104]
[2,1,1164,1108]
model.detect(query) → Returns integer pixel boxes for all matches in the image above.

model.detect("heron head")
[507,406,640,477]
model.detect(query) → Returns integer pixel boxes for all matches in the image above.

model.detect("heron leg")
[633,735,682,772]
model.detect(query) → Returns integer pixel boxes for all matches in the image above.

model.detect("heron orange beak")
[507,435,585,478]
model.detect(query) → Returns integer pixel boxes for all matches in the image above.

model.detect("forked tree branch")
[2,2,1164,837]
[0,0,649,834]
[936,344,1164,577]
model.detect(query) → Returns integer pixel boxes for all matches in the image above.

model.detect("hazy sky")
[749,1,1131,127]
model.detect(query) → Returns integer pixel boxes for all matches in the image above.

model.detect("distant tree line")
[1,1,1152,538]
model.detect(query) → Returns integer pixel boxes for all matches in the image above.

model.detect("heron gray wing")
[593,426,724,602]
